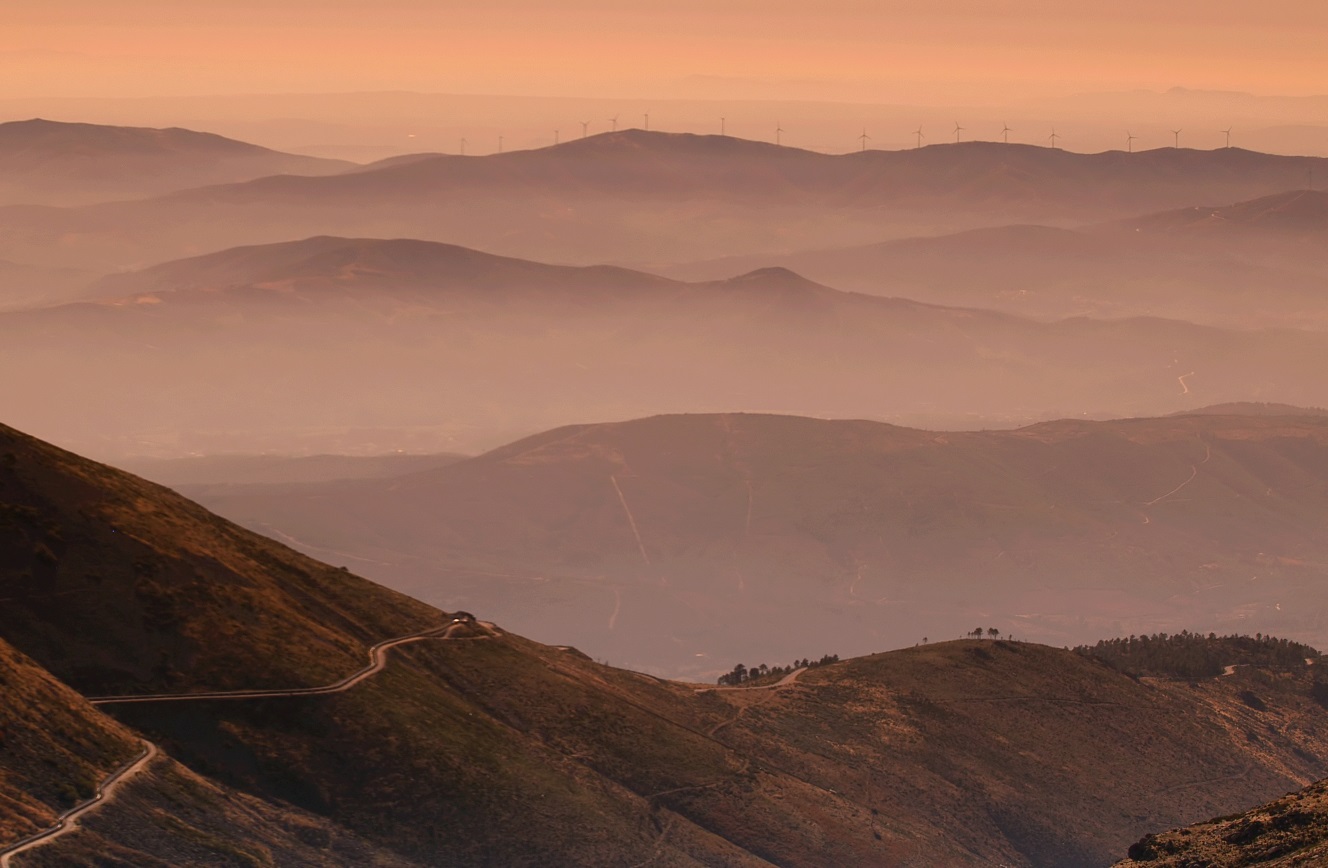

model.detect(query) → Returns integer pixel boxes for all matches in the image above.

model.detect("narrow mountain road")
[89,621,478,705]
[0,740,158,867]
[2,619,484,863]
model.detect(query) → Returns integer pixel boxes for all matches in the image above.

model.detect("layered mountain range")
[6,234,1328,458]
[1,130,1325,271]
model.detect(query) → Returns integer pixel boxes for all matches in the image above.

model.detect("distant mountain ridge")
[663,188,1328,330]
[0,118,352,207]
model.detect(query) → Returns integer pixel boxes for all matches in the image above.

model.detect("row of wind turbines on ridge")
[458,117,1240,155]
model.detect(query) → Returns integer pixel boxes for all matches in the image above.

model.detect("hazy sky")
[5,1,1327,103]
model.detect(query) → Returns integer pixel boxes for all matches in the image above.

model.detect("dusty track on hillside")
[0,741,158,867]
[88,621,485,705]
[2,620,489,863]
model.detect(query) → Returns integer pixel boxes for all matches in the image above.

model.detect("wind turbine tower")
[1222,127,1232,148]
[498,135,503,154]
[859,128,870,152]
[1126,131,1136,153]
[609,115,618,132]
[460,137,467,156]
[581,121,590,138]
[721,117,726,136]
[1172,129,1182,148]
[1048,128,1059,149]
[644,113,650,131]
[554,129,560,145]
[954,121,964,143]
[914,127,924,149]
[776,122,784,146]
[1002,123,1012,144]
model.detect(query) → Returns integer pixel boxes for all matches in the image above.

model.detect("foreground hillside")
[0,635,416,867]
[7,235,1328,457]
[189,411,1328,679]
[6,420,1328,866]
[0,420,438,694]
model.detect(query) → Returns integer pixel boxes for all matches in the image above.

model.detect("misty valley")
[4,108,1328,868]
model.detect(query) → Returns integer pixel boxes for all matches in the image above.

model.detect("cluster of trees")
[716,654,840,686]
[1076,631,1320,679]
[967,628,1001,639]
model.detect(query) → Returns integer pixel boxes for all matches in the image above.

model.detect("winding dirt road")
[88,622,470,706]
[2,619,484,863]
[0,741,158,867]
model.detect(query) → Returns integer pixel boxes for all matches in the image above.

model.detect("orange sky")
[3,1,1326,102]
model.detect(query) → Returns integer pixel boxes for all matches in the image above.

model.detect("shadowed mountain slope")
[0,119,351,208]
[0,636,140,844]
[8,236,1328,458]
[0,420,438,695]
[2,132,1325,269]
[187,412,1328,680]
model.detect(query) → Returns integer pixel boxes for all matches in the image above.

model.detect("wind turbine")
[954,121,964,143]
[581,121,590,138]
[459,137,467,156]
[1001,123,1012,144]
[1172,128,1182,148]
[498,135,503,154]
[1048,128,1059,149]
[859,128,870,152]
[721,117,726,136]
[776,122,784,146]
[644,113,650,131]
[554,129,560,145]
[608,115,618,132]
[914,127,924,149]
[1126,131,1136,153]
[1221,126,1232,148]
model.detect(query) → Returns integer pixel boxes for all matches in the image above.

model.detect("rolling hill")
[0,119,352,208]
[8,422,1328,865]
[662,191,1328,330]
[182,411,1328,680]
[1,131,1325,271]
[7,236,1328,459]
